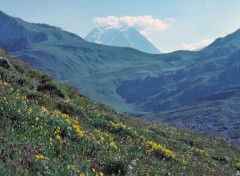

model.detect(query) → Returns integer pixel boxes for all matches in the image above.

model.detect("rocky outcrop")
[0,56,12,68]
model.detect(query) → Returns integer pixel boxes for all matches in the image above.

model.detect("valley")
[1,10,240,144]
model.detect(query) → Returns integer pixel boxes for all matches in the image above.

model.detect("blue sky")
[1,0,240,52]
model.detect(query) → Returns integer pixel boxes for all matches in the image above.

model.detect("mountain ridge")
[2,11,240,113]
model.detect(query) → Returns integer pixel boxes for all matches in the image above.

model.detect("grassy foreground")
[0,48,240,176]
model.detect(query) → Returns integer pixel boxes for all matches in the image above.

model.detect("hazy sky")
[1,0,240,53]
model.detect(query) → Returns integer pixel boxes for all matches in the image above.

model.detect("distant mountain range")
[144,86,240,144]
[1,10,240,143]
[85,26,160,54]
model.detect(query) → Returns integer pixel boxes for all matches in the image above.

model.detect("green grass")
[0,48,240,175]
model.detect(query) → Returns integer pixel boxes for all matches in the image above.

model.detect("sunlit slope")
[1,49,240,175]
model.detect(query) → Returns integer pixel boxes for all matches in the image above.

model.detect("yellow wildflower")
[56,135,61,140]
[54,126,61,134]
[49,137,53,142]
[35,117,40,122]
[67,165,75,170]
[192,146,209,157]
[110,141,118,150]
[40,106,48,115]
[35,154,45,159]
[28,107,33,115]
[144,140,176,159]
[65,119,70,123]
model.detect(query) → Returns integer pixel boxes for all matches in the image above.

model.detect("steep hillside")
[1,49,240,175]
[85,26,160,54]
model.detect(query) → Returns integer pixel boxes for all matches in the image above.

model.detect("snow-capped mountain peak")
[85,26,160,54]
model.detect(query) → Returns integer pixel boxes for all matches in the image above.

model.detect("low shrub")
[37,82,66,99]
[103,160,127,176]
[38,74,53,84]
[56,102,83,117]
[26,92,42,101]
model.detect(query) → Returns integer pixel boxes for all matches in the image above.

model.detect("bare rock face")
[0,56,12,68]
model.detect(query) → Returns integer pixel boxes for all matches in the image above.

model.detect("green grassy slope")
[1,49,240,175]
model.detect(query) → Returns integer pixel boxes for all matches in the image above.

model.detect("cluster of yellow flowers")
[35,154,45,159]
[233,157,240,169]
[67,165,76,170]
[0,77,186,174]
[35,117,40,122]
[144,140,177,159]
[19,95,28,105]
[107,119,177,160]
[51,110,87,139]
[27,107,33,115]
[67,165,85,175]
[56,134,61,141]
[109,120,126,129]
[66,165,104,176]
[72,124,85,137]
[49,137,53,146]
[108,120,139,138]
[40,106,47,115]
[3,96,7,102]
[109,141,118,150]
[108,119,177,160]
[192,146,209,157]
[92,168,104,176]
[54,126,61,134]
[94,129,118,150]
[95,112,108,120]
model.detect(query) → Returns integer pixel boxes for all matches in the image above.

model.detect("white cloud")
[181,39,213,51]
[94,16,174,38]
